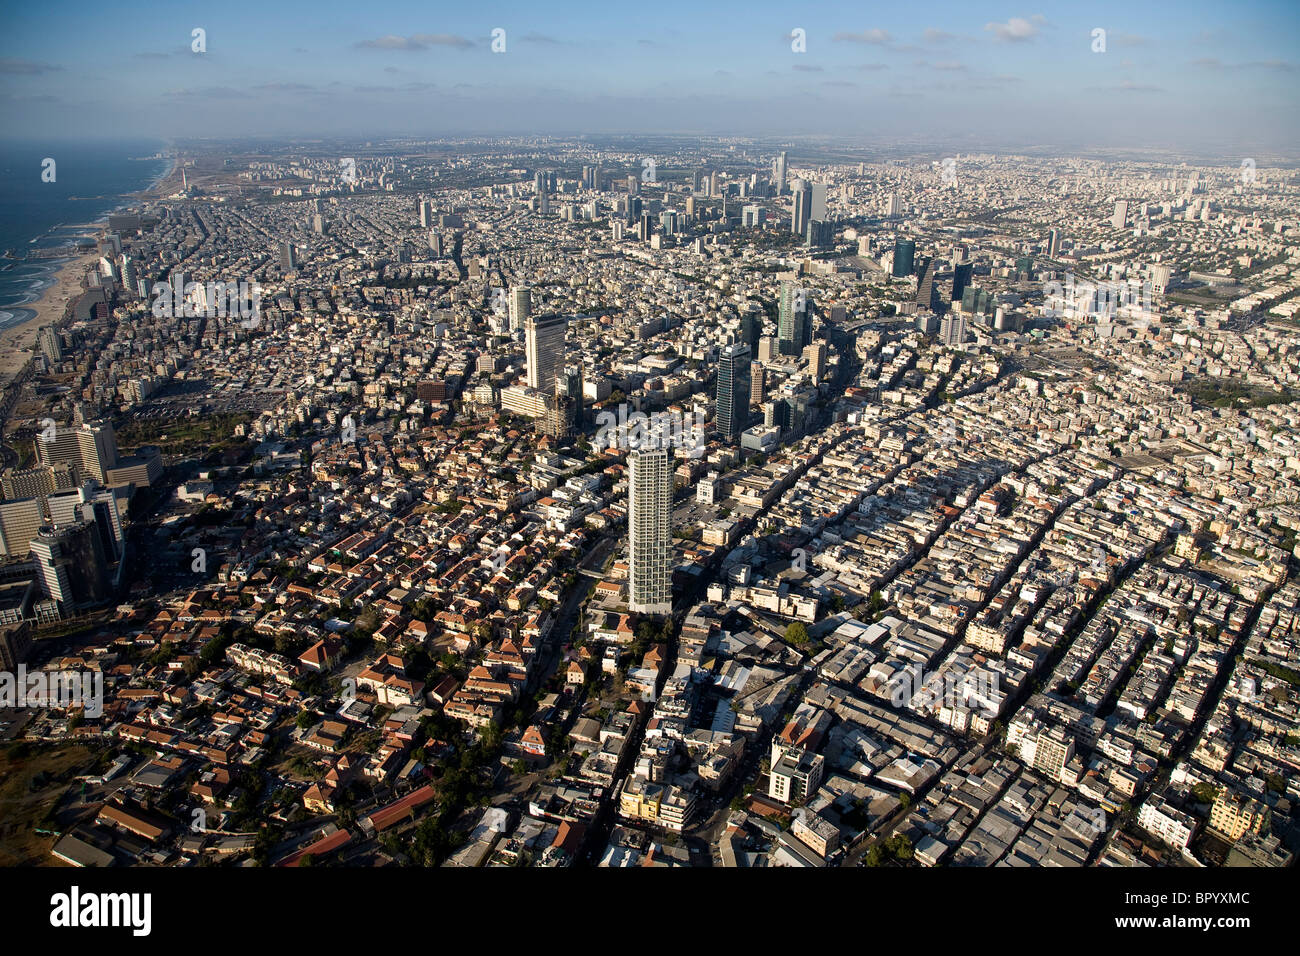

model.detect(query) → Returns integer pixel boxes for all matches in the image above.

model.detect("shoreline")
[0,153,178,380]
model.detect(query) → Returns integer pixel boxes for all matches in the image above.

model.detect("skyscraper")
[915,258,938,312]
[279,241,296,273]
[628,447,672,615]
[803,342,827,381]
[750,361,766,407]
[1047,228,1061,258]
[738,312,760,356]
[525,315,567,393]
[792,182,812,236]
[892,239,916,278]
[30,522,111,614]
[419,200,433,229]
[811,182,827,223]
[34,421,118,484]
[883,193,902,218]
[509,287,531,333]
[939,313,967,348]
[716,344,752,439]
[774,151,788,193]
[951,262,974,303]
[1112,201,1129,230]
[778,282,808,356]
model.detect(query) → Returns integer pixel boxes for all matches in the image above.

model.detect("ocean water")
[0,140,170,328]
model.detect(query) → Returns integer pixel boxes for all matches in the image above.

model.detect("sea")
[0,140,172,329]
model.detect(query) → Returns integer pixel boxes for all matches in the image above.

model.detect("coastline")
[0,152,178,380]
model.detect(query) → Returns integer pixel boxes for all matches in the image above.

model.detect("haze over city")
[2,0,1299,154]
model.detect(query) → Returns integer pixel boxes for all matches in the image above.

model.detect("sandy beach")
[0,251,99,378]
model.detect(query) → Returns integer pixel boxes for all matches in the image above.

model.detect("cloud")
[356,33,473,51]
[793,64,824,72]
[984,17,1044,42]
[0,57,63,74]
[822,80,857,88]
[1090,81,1165,93]
[923,29,956,43]
[834,29,892,46]
[132,52,172,61]
[254,82,316,92]
[930,61,968,71]
[521,32,561,44]
[856,63,888,71]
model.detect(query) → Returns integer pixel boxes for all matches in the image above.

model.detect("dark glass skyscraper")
[778,282,809,356]
[716,343,752,439]
[892,239,915,278]
[951,262,973,303]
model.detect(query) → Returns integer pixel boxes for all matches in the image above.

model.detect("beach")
[0,250,97,378]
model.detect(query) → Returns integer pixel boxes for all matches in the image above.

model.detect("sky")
[1,0,1297,157]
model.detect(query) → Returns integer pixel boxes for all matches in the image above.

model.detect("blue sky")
[1,0,1297,154]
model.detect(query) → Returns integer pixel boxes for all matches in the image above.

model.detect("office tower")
[716,344,752,439]
[628,196,643,225]
[557,364,585,431]
[535,170,547,196]
[892,238,916,278]
[419,200,433,228]
[1015,257,1034,280]
[34,421,118,484]
[611,220,626,241]
[962,286,991,316]
[709,171,720,197]
[508,287,531,332]
[742,205,763,228]
[429,231,444,257]
[915,259,938,311]
[581,165,593,189]
[685,196,697,221]
[883,193,902,217]
[1112,201,1129,230]
[0,498,45,558]
[750,362,766,406]
[792,181,812,236]
[525,315,567,393]
[660,210,679,235]
[951,262,974,303]
[1047,228,1061,258]
[30,522,111,613]
[811,183,827,222]
[640,213,654,242]
[46,483,125,563]
[803,342,827,381]
[778,281,808,356]
[312,214,325,235]
[279,241,297,272]
[939,312,967,347]
[692,170,702,193]
[739,312,760,356]
[758,336,776,362]
[774,152,788,193]
[627,174,639,197]
[1151,265,1172,295]
[807,219,833,248]
[537,190,550,215]
[627,448,672,615]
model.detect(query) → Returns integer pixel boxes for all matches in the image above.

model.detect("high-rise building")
[0,498,45,558]
[30,522,111,614]
[34,421,118,485]
[774,151,788,193]
[312,214,326,235]
[1015,257,1034,280]
[915,258,938,312]
[626,174,639,197]
[1112,201,1129,230]
[803,342,828,381]
[807,219,833,248]
[811,182,827,222]
[525,315,567,393]
[709,171,720,197]
[419,200,433,229]
[883,193,902,217]
[939,312,967,347]
[628,448,673,615]
[749,361,766,407]
[508,287,531,332]
[1047,228,1061,258]
[37,326,62,363]
[716,344,752,439]
[892,238,916,278]
[951,262,974,303]
[739,312,761,356]
[792,182,812,236]
[778,282,809,356]
[279,241,296,273]
[46,483,126,564]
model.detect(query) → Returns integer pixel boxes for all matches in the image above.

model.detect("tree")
[784,622,810,647]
